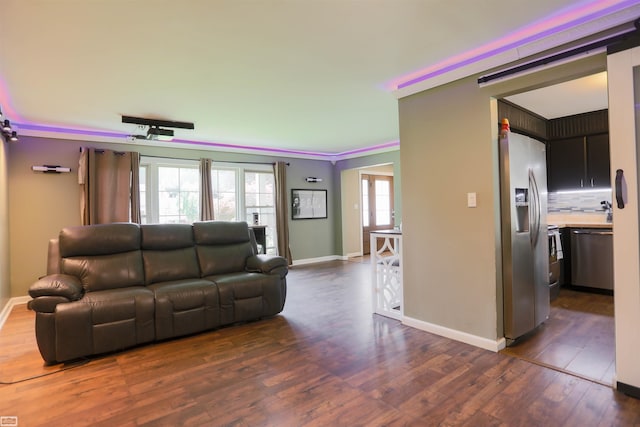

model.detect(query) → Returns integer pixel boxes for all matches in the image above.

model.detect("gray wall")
[287,159,336,260]
[397,54,607,342]
[399,77,501,340]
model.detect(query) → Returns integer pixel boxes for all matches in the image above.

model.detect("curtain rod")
[80,148,289,165]
[142,154,289,166]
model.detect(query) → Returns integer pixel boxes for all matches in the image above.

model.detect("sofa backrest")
[59,223,144,292]
[141,223,200,285]
[193,221,254,276]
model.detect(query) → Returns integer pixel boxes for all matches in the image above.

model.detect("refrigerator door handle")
[529,169,541,246]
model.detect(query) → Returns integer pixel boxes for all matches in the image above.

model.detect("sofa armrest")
[29,274,84,301]
[246,255,288,278]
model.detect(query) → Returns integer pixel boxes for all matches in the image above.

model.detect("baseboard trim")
[403,315,506,352]
[291,255,344,266]
[617,381,640,399]
[0,296,31,331]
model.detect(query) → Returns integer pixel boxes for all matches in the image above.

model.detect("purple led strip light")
[170,138,399,158]
[17,122,399,159]
[394,0,637,90]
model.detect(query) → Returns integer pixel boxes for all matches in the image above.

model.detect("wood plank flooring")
[1,259,639,426]
[502,288,615,386]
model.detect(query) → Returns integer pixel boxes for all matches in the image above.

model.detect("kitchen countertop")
[551,223,613,229]
[547,213,612,229]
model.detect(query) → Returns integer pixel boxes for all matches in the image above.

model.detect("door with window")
[362,174,394,255]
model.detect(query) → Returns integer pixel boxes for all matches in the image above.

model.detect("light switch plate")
[467,192,477,208]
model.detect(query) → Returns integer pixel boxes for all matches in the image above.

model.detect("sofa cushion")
[58,223,144,292]
[143,247,200,285]
[205,272,284,323]
[194,221,253,276]
[149,279,220,340]
[142,223,200,285]
[59,223,141,257]
[62,250,145,292]
[55,286,155,361]
[141,224,194,250]
[193,221,251,245]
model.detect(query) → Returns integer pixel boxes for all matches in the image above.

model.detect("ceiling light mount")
[147,126,174,141]
[122,115,194,130]
[122,115,194,143]
[0,108,18,143]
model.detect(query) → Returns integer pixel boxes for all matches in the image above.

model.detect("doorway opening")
[498,71,615,386]
[340,163,395,259]
[362,173,394,255]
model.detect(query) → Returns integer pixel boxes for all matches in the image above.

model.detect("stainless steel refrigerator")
[499,119,549,344]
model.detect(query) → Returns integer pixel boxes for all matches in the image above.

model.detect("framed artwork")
[291,189,327,220]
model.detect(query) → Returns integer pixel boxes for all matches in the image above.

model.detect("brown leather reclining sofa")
[28,221,288,364]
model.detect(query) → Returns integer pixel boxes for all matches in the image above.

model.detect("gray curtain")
[199,158,214,221]
[79,147,138,225]
[273,161,292,264]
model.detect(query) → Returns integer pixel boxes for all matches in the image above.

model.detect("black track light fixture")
[0,105,19,143]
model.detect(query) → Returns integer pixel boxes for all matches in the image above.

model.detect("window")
[211,168,237,221]
[244,170,275,251]
[362,179,369,227]
[140,158,200,224]
[140,158,276,253]
[375,179,391,226]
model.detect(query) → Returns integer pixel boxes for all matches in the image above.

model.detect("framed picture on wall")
[291,189,327,220]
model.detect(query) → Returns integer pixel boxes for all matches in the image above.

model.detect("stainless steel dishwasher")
[570,228,613,290]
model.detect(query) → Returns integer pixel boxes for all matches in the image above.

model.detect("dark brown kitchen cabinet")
[586,134,611,188]
[547,133,610,191]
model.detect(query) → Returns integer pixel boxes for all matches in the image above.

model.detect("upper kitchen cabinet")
[547,137,585,190]
[547,134,610,191]
[586,133,611,188]
[546,110,610,192]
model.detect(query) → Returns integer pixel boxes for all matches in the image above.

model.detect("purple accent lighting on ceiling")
[16,121,399,160]
[18,122,126,138]
[170,138,400,159]
[392,0,636,90]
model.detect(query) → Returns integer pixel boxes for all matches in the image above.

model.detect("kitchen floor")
[501,287,615,386]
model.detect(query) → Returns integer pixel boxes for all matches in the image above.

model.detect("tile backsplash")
[548,189,612,214]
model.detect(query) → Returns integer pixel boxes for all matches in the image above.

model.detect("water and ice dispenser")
[515,188,529,232]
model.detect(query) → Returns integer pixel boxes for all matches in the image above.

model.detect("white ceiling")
[0,1,633,157]
[505,72,609,119]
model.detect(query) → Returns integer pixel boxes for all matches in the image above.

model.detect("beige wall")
[340,168,360,256]
[8,138,83,298]
[0,138,9,309]
[399,76,501,340]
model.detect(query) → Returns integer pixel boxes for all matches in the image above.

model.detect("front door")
[362,174,394,255]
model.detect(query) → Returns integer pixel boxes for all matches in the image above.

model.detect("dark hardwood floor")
[1,259,638,426]
[502,288,615,386]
